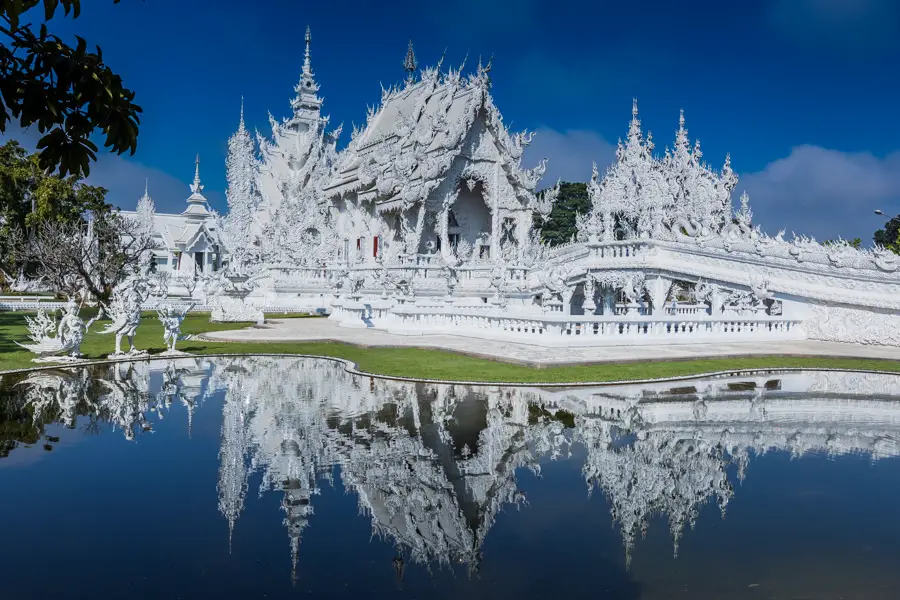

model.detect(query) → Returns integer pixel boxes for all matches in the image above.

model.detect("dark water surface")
[2,357,900,600]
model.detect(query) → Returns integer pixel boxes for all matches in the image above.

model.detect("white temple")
[120,157,224,295]
[175,28,900,346]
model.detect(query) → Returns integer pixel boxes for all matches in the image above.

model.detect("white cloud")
[739,145,900,242]
[524,127,616,189]
[0,126,222,214]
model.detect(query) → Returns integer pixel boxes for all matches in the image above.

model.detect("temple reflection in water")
[5,357,900,582]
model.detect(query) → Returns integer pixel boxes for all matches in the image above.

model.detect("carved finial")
[143,178,149,199]
[190,154,204,195]
[403,39,417,86]
[239,96,245,131]
[459,51,469,74]
[627,98,642,144]
[679,108,685,128]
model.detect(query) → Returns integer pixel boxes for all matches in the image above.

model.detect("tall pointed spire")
[142,178,149,200]
[627,98,643,146]
[239,96,245,132]
[291,25,322,124]
[673,108,690,163]
[303,26,313,79]
[190,154,203,195]
[403,39,417,86]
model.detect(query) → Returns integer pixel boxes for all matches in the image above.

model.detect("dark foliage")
[534,182,589,246]
[0,0,141,178]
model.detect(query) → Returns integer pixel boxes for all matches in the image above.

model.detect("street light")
[875,209,885,216]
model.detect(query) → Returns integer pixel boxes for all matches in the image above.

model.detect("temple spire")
[403,40,417,86]
[190,154,203,195]
[239,96,245,131]
[142,178,149,200]
[674,108,690,161]
[627,98,643,146]
[303,26,312,78]
[290,25,321,121]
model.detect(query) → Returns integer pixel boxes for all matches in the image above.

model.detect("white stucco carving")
[15,299,101,362]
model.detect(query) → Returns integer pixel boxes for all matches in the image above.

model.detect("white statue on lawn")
[98,269,167,356]
[157,303,194,355]
[16,298,100,363]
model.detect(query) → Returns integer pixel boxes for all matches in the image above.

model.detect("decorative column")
[561,289,574,316]
[439,205,451,262]
[582,277,597,315]
[602,211,614,242]
[491,162,501,260]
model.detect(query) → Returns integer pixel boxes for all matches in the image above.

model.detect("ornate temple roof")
[120,156,220,254]
[323,48,550,215]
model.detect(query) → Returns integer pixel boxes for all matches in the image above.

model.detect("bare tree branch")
[19,210,157,302]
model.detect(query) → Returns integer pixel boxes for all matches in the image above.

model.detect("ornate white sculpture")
[208,273,265,324]
[157,303,194,355]
[15,298,100,362]
[220,99,263,276]
[1,268,48,293]
[98,269,167,356]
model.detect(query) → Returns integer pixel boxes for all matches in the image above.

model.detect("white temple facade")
[121,157,224,295]
[206,30,900,347]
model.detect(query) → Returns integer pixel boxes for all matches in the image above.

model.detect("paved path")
[199,318,900,366]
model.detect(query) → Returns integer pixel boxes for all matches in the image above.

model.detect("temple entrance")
[451,180,491,260]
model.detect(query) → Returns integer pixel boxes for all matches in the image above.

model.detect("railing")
[331,300,804,346]
[0,298,324,316]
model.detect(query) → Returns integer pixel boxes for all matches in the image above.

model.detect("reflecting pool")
[2,357,900,599]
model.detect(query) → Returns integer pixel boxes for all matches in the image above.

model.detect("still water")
[1,357,900,599]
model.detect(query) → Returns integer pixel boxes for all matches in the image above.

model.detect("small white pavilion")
[122,156,224,279]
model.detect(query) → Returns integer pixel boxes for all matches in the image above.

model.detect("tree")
[20,208,157,302]
[533,182,589,246]
[0,139,107,274]
[874,215,900,253]
[0,0,141,178]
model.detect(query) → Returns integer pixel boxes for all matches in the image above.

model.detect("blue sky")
[10,0,900,241]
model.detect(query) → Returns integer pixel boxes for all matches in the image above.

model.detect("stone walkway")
[199,318,900,366]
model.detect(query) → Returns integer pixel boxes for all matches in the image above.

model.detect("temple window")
[449,233,460,249]
[479,245,490,259]
[194,252,205,272]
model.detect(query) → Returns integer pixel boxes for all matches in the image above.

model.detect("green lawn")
[2,309,900,382]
